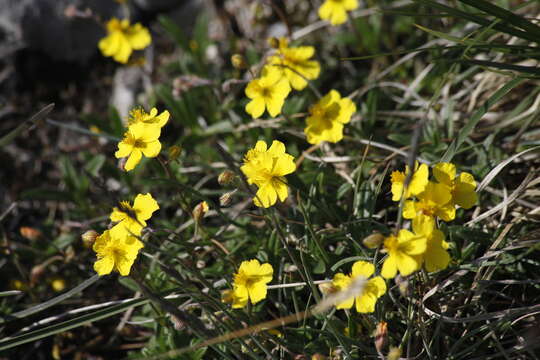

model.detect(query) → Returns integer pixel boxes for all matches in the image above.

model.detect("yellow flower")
[412,215,450,272]
[332,261,386,313]
[232,259,273,308]
[305,89,356,144]
[267,38,321,91]
[240,140,296,208]
[128,107,170,128]
[115,122,162,171]
[390,162,429,201]
[98,18,151,64]
[403,181,455,222]
[110,193,159,237]
[381,229,427,279]
[245,66,291,119]
[93,230,144,276]
[319,0,359,25]
[433,162,478,209]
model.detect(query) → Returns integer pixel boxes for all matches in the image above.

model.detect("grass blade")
[440,77,525,162]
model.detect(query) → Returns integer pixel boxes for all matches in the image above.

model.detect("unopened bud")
[50,278,66,292]
[374,321,388,354]
[168,145,182,161]
[192,201,209,222]
[363,233,384,249]
[387,347,402,360]
[81,230,98,248]
[218,170,235,185]
[268,37,279,49]
[311,354,326,360]
[220,190,237,207]
[20,226,42,241]
[231,54,247,69]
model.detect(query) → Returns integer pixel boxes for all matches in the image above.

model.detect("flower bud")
[374,321,388,354]
[168,145,182,161]
[268,37,279,49]
[220,190,237,207]
[50,277,66,292]
[363,233,384,249]
[20,226,42,241]
[192,201,209,222]
[218,170,235,185]
[231,54,247,69]
[81,230,98,248]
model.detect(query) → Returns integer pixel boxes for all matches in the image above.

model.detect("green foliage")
[2,2,540,360]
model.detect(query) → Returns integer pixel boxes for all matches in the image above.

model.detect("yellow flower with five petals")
[98,18,151,64]
[231,259,273,308]
[240,140,296,208]
[267,38,321,91]
[115,122,162,171]
[93,230,144,276]
[305,89,356,144]
[245,66,291,119]
[319,0,359,26]
[332,261,386,313]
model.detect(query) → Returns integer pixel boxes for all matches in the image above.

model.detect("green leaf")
[84,154,106,177]
[457,0,540,40]
[413,0,538,43]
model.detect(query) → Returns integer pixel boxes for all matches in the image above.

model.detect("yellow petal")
[351,261,374,278]
[381,255,398,279]
[141,139,162,158]
[133,193,159,221]
[402,200,417,219]
[246,97,265,119]
[272,178,289,202]
[265,93,285,117]
[115,141,132,158]
[126,23,151,50]
[433,162,455,187]
[248,281,268,304]
[124,148,142,171]
[116,255,136,276]
[344,0,359,10]
[272,155,296,176]
[245,79,262,99]
[253,182,277,208]
[395,252,420,276]
[94,256,114,276]
[409,163,429,196]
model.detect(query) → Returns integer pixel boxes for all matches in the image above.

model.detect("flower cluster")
[93,193,159,276]
[244,38,321,119]
[380,161,478,277]
[115,107,170,171]
[98,18,151,64]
